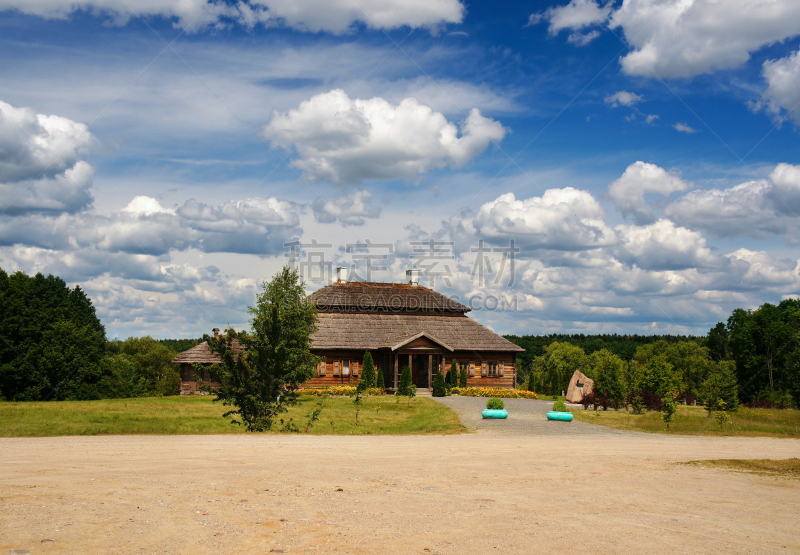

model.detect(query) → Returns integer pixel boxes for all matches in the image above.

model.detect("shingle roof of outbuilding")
[310,312,524,352]
[310,282,470,313]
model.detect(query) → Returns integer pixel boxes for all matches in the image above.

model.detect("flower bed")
[451,387,538,399]
[302,386,385,396]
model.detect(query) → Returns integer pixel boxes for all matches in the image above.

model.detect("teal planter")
[547,411,573,422]
[482,409,508,419]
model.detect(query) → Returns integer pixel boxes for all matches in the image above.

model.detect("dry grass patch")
[572,405,800,438]
[685,458,800,478]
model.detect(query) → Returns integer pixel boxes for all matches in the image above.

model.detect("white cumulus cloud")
[755,48,800,126]
[673,122,698,134]
[311,189,380,226]
[604,91,643,107]
[532,0,800,79]
[607,161,691,225]
[529,0,611,44]
[0,100,96,215]
[615,219,718,271]
[665,163,800,240]
[0,0,464,33]
[0,100,94,183]
[262,89,507,184]
[610,0,800,78]
[471,188,616,251]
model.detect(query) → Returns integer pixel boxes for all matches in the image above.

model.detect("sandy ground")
[1,415,799,554]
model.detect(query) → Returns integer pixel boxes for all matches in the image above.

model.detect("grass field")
[685,458,800,478]
[530,394,566,402]
[0,395,466,437]
[572,405,800,438]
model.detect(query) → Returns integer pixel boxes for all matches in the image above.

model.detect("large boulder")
[565,370,593,403]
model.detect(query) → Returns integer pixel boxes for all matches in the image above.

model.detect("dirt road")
[1,429,799,554]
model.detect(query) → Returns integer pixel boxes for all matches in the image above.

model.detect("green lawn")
[572,405,800,438]
[534,394,566,402]
[0,395,466,437]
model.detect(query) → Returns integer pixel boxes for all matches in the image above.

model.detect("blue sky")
[1,0,799,339]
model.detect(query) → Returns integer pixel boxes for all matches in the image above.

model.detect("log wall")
[303,350,516,389]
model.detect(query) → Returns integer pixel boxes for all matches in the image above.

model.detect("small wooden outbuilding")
[170,328,242,395]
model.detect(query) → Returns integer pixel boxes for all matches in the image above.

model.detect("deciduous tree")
[206,267,320,432]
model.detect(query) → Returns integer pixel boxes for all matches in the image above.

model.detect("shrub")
[581,391,596,410]
[451,387,538,399]
[303,386,383,396]
[590,349,626,406]
[446,359,457,389]
[459,368,468,388]
[552,400,568,412]
[700,360,739,413]
[432,371,447,397]
[662,388,678,430]
[486,398,505,410]
[750,387,792,409]
[397,366,413,396]
[375,363,385,390]
[357,351,376,393]
[630,393,645,415]
[526,368,536,392]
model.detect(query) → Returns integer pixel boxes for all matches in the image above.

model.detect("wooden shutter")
[481,361,488,377]
[498,361,504,377]
[352,361,359,377]
[333,361,340,377]
[318,360,327,377]
[468,361,475,377]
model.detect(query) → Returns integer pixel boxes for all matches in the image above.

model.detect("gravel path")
[2,433,799,554]
[432,396,636,436]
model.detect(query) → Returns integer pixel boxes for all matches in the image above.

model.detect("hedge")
[302,386,385,396]
[451,387,539,399]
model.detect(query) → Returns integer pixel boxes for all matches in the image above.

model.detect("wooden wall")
[178,363,219,395]
[303,350,516,389]
[444,351,516,389]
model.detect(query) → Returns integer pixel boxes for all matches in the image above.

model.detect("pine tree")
[375,362,385,390]
[700,360,740,412]
[527,368,536,392]
[459,368,468,388]
[358,351,376,392]
[397,365,413,396]
[448,358,458,388]
[432,371,447,397]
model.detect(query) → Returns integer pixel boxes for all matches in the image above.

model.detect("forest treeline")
[506,298,800,408]
[2,267,798,407]
[0,268,199,401]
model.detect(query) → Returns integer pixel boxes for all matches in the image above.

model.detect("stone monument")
[565,370,593,403]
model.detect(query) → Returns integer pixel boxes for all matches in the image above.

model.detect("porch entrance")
[390,351,445,391]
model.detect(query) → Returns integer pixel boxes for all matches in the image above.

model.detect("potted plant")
[482,398,508,419]
[547,400,573,422]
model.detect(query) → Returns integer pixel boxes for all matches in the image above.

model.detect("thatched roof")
[311,312,524,352]
[171,339,243,365]
[310,282,469,313]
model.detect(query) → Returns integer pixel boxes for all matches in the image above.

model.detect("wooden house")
[172,270,524,393]
[306,268,524,390]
